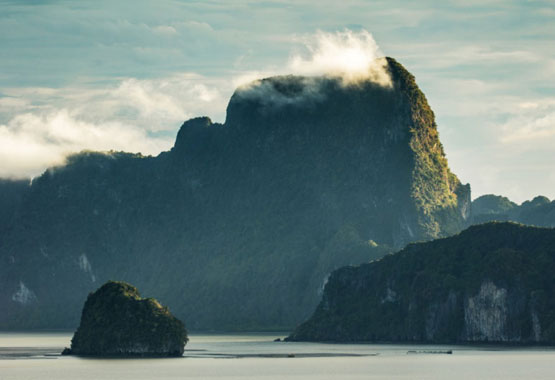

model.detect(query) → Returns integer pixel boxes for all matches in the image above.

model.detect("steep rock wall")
[288,223,555,344]
[0,58,469,330]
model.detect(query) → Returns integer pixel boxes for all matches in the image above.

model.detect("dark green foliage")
[0,58,469,331]
[0,179,29,235]
[473,194,555,227]
[287,222,555,344]
[473,194,517,216]
[69,281,187,357]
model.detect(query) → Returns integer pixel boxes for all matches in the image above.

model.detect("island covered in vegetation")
[0,58,471,331]
[63,281,187,357]
[288,222,555,344]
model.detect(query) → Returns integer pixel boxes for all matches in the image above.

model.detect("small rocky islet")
[62,281,187,357]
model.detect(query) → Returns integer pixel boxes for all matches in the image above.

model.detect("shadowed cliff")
[288,222,555,344]
[0,58,470,330]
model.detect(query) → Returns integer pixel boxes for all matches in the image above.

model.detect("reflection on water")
[1,332,555,379]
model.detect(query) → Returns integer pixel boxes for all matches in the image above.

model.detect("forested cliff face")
[288,223,555,344]
[0,58,470,330]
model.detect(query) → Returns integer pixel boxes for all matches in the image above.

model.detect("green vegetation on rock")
[386,58,470,238]
[0,179,29,236]
[0,58,469,331]
[287,222,555,344]
[66,281,187,357]
[472,194,555,227]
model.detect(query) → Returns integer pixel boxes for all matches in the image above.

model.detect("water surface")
[1,332,554,379]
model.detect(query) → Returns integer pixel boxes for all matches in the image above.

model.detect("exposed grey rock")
[463,281,508,342]
[288,223,555,344]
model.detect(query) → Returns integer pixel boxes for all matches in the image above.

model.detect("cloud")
[233,29,392,88]
[500,100,555,146]
[232,70,278,88]
[152,25,178,36]
[0,28,393,179]
[108,74,224,130]
[234,76,328,110]
[0,109,171,179]
[0,73,230,178]
[443,97,555,203]
[288,29,391,86]
[2,73,229,126]
[1,0,554,202]
[232,29,392,108]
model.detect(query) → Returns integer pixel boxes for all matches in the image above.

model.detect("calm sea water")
[1,332,555,379]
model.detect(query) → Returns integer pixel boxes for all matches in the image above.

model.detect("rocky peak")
[1,57,471,332]
[172,116,223,158]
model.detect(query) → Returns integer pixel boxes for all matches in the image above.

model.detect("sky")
[0,0,554,203]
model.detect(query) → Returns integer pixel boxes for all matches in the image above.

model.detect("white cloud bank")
[288,30,391,86]
[0,110,168,178]
[234,29,391,87]
[0,73,228,178]
[1,28,394,179]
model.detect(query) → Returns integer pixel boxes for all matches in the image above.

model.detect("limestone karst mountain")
[0,58,470,330]
[287,222,555,344]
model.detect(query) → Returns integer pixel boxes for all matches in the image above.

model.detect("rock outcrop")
[0,58,470,331]
[65,281,187,356]
[288,222,555,344]
[473,194,555,227]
